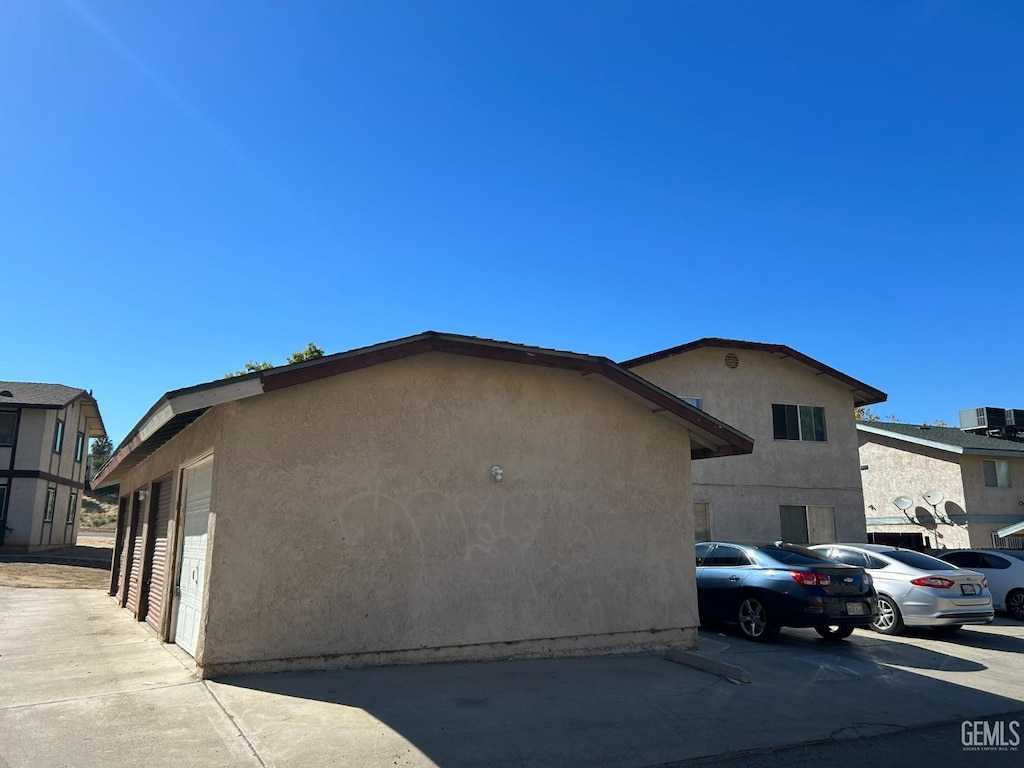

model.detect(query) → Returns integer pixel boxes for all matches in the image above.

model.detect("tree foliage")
[90,436,113,472]
[856,406,949,426]
[224,343,325,378]
[285,342,325,365]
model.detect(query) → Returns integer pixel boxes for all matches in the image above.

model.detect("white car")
[811,544,993,634]
[936,549,1024,622]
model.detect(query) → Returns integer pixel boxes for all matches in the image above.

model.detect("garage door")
[173,457,213,657]
[124,490,146,615]
[142,477,173,633]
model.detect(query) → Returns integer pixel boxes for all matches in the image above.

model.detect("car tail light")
[981,577,988,588]
[790,571,831,586]
[910,576,956,589]
[863,572,873,587]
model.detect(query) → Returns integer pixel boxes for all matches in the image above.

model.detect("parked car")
[810,544,993,635]
[935,549,1024,622]
[695,541,877,642]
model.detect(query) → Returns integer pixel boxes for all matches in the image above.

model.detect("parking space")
[2,587,1022,768]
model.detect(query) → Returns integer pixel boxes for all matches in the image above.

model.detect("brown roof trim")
[621,337,887,408]
[95,332,755,487]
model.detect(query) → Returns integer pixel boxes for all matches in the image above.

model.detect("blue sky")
[3,2,1022,444]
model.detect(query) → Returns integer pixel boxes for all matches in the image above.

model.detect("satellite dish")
[922,490,944,507]
[893,496,914,511]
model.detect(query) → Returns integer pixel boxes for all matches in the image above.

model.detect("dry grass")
[0,562,110,589]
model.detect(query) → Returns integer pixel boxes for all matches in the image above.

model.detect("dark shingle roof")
[0,382,89,408]
[857,421,1024,455]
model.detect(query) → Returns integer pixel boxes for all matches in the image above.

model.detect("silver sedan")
[810,544,993,634]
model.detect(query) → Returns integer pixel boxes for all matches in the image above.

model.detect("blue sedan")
[696,541,878,641]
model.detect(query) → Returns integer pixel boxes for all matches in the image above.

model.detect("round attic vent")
[724,353,739,369]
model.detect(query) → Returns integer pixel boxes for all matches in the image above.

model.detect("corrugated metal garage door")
[110,496,129,597]
[124,490,146,615]
[143,477,173,633]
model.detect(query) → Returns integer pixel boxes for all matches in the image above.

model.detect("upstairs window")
[773,404,827,442]
[982,460,1011,488]
[682,397,703,411]
[0,412,15,446]
[67,492,78,525]
[75,432,85,462]
[53,419,64,453]
[44,487,56,522]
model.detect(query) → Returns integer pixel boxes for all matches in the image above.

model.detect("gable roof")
[0,382,106,438]
[94,331,755,488]
[857,422,1024,458]
[620,338,887,407]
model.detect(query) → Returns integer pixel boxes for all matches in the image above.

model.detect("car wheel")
[871,595,904,635]
[815,625,854,640]
[737,596,780,642]
[932,625,962,635]
[1007,590,1024,622]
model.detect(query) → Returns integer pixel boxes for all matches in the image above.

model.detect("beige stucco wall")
[196,352,697,674]
[631,347,866,543]
[961,455,1024,548]
[858,434,970,549]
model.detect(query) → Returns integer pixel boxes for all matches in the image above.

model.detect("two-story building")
[0,382,106,549]
[622,339,886,545]
[858,421,1024,550]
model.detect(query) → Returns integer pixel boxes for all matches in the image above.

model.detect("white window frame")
[44,487,57,522]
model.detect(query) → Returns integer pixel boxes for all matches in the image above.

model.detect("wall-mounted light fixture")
[137,489,148,501]
[490,465,503,483]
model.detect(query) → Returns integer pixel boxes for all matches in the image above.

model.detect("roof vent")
[724,353,739,369]
[0,390,13,397]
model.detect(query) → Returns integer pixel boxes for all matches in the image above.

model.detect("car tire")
[1006,590,1024,622]
[814,625,854,640]
[932,625,962,635]
[737,596,780,642]
[871,595,904,635]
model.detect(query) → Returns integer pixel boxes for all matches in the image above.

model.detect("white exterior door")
[173,457,213,657]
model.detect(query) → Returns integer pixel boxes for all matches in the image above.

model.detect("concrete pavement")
[2,586,1023,767]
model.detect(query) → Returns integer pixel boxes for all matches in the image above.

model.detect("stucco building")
[0,382,106,548]
[622,339,886,545]
[858,422,1024,550]
[93,332,752,678]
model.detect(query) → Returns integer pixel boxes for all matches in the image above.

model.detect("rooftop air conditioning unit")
[960,407,1007,432]
[1005,409,1024,427]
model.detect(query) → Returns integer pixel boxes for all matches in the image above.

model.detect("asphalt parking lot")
[1,587,1022,767]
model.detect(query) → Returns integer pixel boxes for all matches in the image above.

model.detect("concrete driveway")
[2,586,1023,767]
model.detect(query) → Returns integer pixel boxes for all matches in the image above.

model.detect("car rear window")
[760,546,833,566]
[886,550,958,571]
[1001,551,1024,563]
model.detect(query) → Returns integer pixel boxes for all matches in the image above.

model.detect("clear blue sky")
[3,2,1022,445]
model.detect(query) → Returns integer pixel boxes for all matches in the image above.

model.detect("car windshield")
[760,545,834,566]
[886,550,958,571]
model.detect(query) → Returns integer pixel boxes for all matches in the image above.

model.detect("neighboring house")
[858,422,1024,550]
[622,339,886,545]
[0,382,106,548]
[92,332,752,678]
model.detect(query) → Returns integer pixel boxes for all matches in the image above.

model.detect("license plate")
[847,602,865,616]
[961,584,978,595]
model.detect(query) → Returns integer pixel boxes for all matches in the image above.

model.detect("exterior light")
[490,466,503,482]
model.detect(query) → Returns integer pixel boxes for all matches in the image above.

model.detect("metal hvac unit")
[1005,409,1024,427]
[959,407,1008,432]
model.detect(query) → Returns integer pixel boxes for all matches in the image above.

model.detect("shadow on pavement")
[212,632,1024,768]
[0,545,112,569]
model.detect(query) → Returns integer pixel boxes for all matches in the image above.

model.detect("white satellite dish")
[893,496,914,511]
[922,490,944,507]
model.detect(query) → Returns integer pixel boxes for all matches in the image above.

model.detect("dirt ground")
[0,533,114,589]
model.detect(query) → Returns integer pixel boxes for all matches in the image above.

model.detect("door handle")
[729,575,740,581]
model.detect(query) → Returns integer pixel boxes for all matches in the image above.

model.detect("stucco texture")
[631,347,866,543]
[200,353,696,670]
